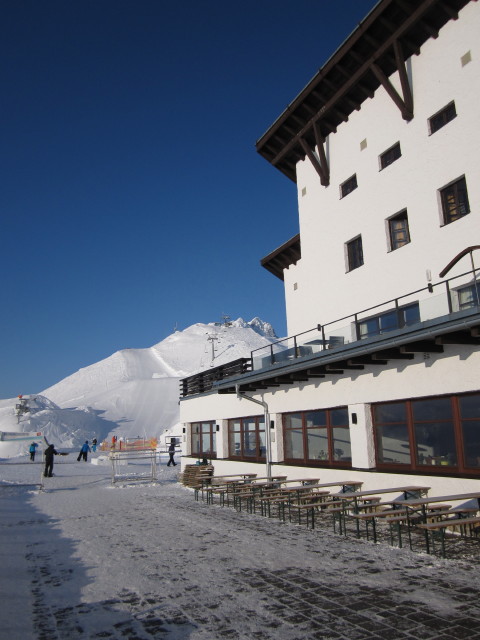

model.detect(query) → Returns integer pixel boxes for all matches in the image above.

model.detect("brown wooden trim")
[370,61,413,121]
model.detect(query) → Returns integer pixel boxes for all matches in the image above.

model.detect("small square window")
[440,176,470,225]
[380,142,401,170]
[388,210,410,251]
[340,174,357,198]
[429,101,456,134]
[346,236,363,271]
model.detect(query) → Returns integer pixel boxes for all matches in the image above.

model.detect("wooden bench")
[179,464,214,499]
[417,516,480,557]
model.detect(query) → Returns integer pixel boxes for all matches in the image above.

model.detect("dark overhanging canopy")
[256,0,471,183]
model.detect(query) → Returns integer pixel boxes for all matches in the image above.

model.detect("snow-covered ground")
[0,319,279,457]
[1,453,480,640]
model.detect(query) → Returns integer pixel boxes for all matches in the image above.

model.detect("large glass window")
[191,421,216,458]
[460,395,480,469]
[359,302,420,339]
[373,392,480,474]
[284,407,351,467]
[228,416,265,461]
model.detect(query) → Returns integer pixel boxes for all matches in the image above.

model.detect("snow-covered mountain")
[0,318,279,457]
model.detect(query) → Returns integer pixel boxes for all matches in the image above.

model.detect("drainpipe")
[235,384,272,481]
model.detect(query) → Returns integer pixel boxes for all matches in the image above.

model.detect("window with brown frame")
[429,101,456,134]
[440,176,470,225]
[283,407,351,467]
[228,416,265,461]
[346,235,363,271]
[373,392,480,474]
[380,142,401,170]
[191,421,217,458]
[388,210,410,251]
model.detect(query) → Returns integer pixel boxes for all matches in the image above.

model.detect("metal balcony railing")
[251,267,480,371]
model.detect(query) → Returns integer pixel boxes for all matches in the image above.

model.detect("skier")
[44,444,58,477]
[167,439,177,467]
[92,438,97,453]
[29,441,39,461]
[77,440,91,462]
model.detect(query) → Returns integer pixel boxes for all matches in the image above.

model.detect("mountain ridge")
[0,318,280,457]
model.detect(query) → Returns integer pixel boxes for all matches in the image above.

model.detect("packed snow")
[0,318,279,457]
[1,455,480,640]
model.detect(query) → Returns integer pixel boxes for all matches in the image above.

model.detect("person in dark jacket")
[167,439,177,466]
[77,441,91,462]
[44,444,57,477]
[29,442,39,461]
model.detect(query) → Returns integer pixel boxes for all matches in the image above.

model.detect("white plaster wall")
[287,2,480,336]
[178,5,480,496]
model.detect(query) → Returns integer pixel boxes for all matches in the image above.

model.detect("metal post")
[235,385,272,481]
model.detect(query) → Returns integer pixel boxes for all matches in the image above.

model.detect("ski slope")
[0,318,279,457]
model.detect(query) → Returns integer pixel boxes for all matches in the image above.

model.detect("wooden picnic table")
[331,485,430,537]
[211,473,257,482]
[311,480,363,494]
[391,491,480,554]
[393,491,480,510]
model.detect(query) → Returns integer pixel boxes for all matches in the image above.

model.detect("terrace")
[179,264,480,398]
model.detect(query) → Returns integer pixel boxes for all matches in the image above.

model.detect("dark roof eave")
[260,234,301,281]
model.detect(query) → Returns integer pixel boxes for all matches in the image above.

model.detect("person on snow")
[167,439,177,467]
[77,440,91,462]
[92,438,97,452]
[44,444,58,477]
[29,441,39,461]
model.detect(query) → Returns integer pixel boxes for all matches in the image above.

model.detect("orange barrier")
[100,438,157,452]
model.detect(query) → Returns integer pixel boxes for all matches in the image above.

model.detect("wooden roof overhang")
[256,0,473,183]
[261,234,301,280]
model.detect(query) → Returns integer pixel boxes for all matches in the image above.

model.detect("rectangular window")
[429,101,456,134]
[380,142,401,170]
[191,421,217,458]
[359,302,419,339]
[388,210,410,250]
[346,236,363,271]
[457,284,480,310]
[373,392,480,474]
[228,416,265,461]
[283,407,351,467]
[340,174,357,198]
[440,176,470,224]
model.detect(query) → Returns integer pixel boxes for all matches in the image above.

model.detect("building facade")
[180,0,480,494]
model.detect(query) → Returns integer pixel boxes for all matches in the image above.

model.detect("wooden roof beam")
[400,341,444,353]
[438,1,459,20]
[370,51,413,121]
[269,0,437,169]
[372,349,414,360]
[435,332,480,345]
[348,356,388,366]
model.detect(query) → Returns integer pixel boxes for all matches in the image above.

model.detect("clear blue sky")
[0,0,378,398]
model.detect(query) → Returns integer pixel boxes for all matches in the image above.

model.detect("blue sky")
[1,0,378,398]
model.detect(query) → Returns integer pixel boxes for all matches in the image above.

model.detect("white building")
[180,0,480,494]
